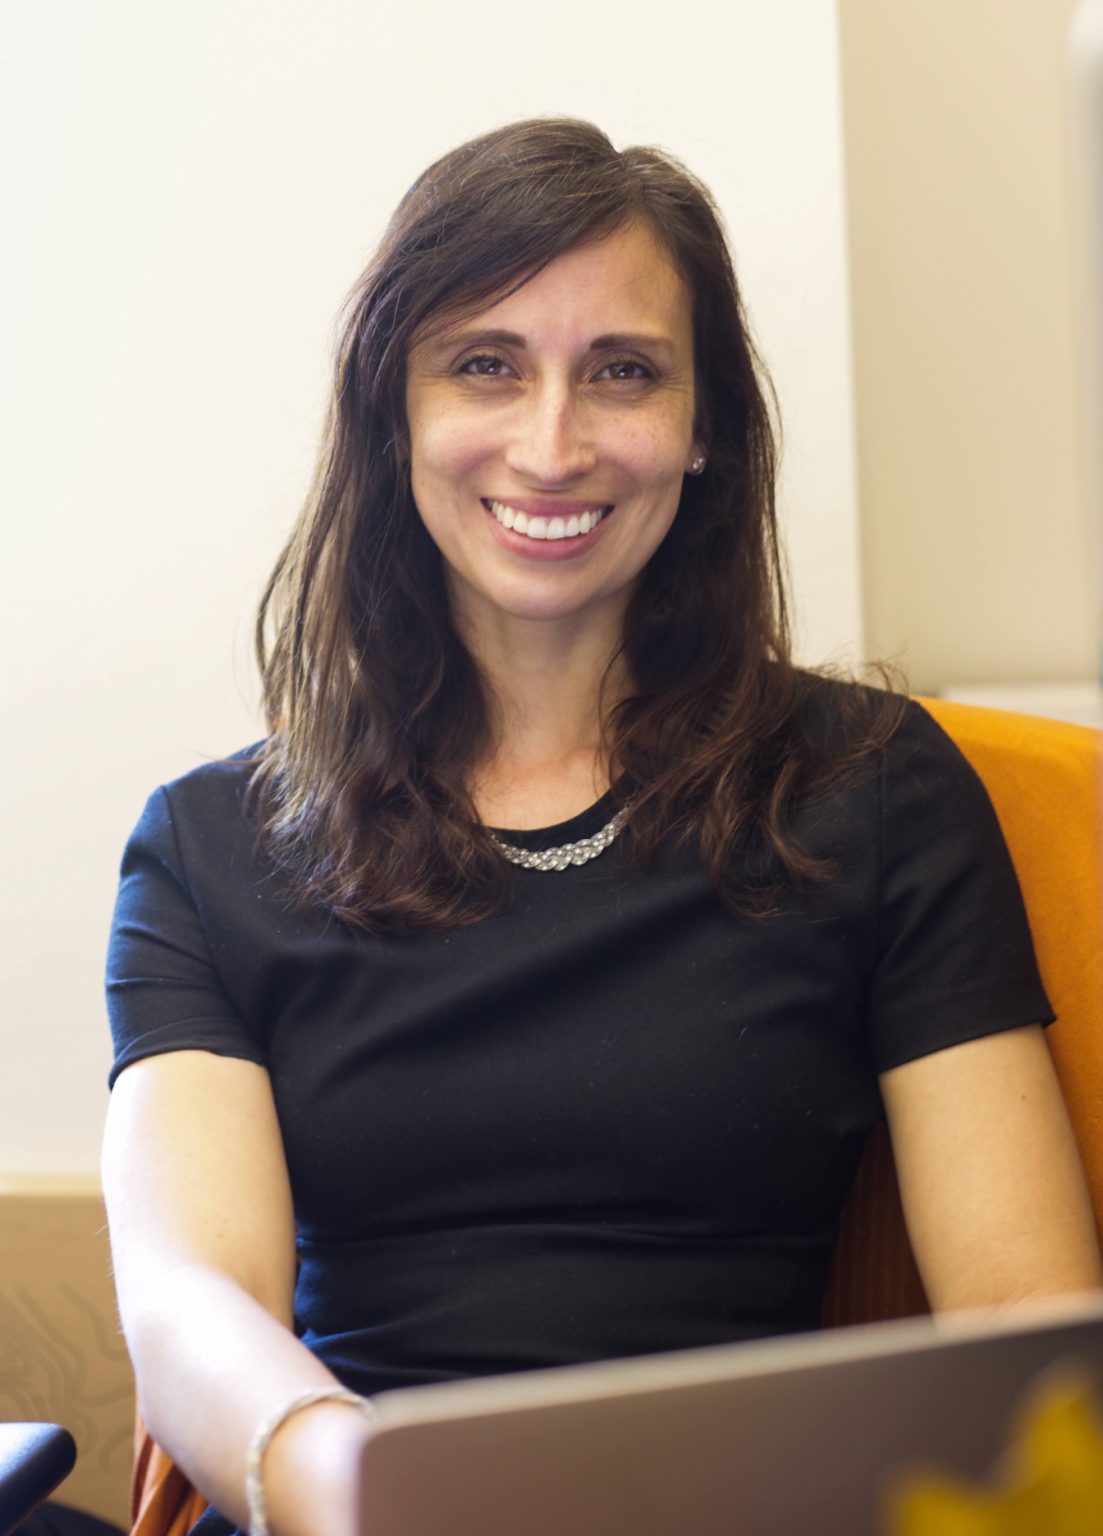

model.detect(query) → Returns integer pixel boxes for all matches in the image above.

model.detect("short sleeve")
[105,785,267,1087]
[866,701,1055,1073]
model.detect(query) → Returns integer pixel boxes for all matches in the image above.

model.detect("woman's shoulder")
[786,667,919,759]
[126,742,268,869]
[787,672,1009,850]
[157,740,266,808]
[779,670,989,829]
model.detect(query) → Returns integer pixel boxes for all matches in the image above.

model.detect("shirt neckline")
[488,786,623,853]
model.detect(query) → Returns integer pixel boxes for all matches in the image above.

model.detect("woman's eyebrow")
[429,327,679,356]
[588,332,678,357]
[436,328,526,350]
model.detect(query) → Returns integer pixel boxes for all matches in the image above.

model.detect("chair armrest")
[0,1423,77,1536]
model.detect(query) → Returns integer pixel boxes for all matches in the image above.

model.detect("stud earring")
[688,456,706,476]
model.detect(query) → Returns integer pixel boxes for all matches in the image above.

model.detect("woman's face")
[404,221,702,635]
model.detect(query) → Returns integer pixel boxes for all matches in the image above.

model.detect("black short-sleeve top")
[106,683,1053,1399]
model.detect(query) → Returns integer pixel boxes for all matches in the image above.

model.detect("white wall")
[0,0,862,1174]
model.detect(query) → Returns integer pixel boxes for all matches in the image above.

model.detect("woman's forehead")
[415,223,692,355]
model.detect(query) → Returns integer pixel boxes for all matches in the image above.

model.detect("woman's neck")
[451,594,631,828]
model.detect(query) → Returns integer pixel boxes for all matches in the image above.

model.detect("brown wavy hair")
[250,116,907,930]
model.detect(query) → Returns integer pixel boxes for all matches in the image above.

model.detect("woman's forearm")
[124,1264,371,1536]
[101,1057,368,1532]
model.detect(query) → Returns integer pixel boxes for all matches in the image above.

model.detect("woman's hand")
[880,1023,1103,1313]
[103,1050,369,1536]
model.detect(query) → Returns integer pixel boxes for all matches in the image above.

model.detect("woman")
[103,118,1102,1536]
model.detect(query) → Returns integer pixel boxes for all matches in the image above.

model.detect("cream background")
[2,1,862,1174]
[838,0,1097,692]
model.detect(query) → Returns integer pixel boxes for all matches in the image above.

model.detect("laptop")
[358,1294,1103,1536]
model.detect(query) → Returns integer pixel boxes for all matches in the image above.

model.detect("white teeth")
[487,500,606,541]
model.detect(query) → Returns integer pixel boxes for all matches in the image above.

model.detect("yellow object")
[887,1368,1103,1536]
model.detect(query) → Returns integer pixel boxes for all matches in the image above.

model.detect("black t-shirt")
[106,684,1052,1399]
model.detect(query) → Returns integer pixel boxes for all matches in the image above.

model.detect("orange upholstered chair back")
[822,698,1103,1327]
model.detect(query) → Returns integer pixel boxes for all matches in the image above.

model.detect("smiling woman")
[405,223,699,645]
[245,117,874,904]
[101,118,1101,1536]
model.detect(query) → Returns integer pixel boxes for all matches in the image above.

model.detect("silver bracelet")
[245,1386,379,1536]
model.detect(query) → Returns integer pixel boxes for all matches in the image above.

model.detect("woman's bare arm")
[102,1050,373,1536]
[880,1023,1103,1313]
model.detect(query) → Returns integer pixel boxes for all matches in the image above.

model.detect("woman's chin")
[447,570,633,633]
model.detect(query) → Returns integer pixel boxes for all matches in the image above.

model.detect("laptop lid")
[358,1296,1103,1536]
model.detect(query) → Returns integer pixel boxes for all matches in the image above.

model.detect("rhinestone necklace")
[491,806,629,872]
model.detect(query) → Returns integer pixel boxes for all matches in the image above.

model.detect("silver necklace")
[491,806,629,872]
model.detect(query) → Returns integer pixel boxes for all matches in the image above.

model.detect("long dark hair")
[250,117,906,930]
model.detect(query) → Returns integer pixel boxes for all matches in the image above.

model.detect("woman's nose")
[502,383,598,485]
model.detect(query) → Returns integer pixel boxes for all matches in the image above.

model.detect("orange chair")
[130,1433,206,1536]
[127,698,1103,1533]
[823,698,1103,1324]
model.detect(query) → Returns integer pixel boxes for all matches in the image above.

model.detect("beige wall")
[839,0,1097,693]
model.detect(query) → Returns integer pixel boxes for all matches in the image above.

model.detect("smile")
[484,499,610,542]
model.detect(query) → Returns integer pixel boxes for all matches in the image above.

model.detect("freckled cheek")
[619,426,694,489]
[408,426,454,522]
[411,414,494,491]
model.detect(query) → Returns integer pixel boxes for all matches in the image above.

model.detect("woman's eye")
[458,354,510,377]
[599,360,654,382]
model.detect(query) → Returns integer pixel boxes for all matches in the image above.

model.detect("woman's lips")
[482,497,614,544]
